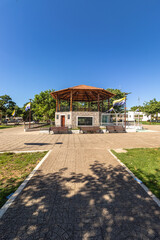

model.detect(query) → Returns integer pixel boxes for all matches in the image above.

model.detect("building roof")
[50,84,115,102]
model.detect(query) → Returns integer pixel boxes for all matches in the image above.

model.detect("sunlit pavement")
[0,126,160,239]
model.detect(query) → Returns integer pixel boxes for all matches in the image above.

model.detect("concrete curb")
[108,149,160,208]
[0,150,52,219]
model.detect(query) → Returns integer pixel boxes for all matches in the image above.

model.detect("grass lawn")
[0,151,47,208]
[141,121,160,125]
[0,124,20,129]
[112,148,160,199]
[40,124,51,128]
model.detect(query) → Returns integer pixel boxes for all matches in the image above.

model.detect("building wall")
[55,112,72,127]
[55,111,160,127]
[72,111,100,128]
[55,111,108,128]
[127,111,160,121]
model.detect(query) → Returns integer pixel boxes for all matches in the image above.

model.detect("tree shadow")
[0,161,160,239]
[130,168,160,199]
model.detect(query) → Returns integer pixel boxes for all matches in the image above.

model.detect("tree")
[32,90,56,121]
[130,99,160,122]
[130,105,144,112]
[5,105,23,118]
[20,103,33,122]
[14,105,23,117]
[143,99,160,121]
[106,88,127,112]
[0,95,16,118]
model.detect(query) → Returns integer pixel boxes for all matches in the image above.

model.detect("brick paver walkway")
[0,126,160,151]
[0,127,160,239]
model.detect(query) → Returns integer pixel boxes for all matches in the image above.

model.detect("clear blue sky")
[0,0,160,109]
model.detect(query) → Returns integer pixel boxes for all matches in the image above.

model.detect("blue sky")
[0,0,160,109]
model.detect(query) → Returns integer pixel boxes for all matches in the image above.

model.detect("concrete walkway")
[0,128,160,239]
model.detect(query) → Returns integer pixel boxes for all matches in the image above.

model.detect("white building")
[127,111,160,122]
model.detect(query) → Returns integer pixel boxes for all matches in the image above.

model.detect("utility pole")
[29,99,32,129]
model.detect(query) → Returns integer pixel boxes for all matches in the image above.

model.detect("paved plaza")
[0,126,160,239]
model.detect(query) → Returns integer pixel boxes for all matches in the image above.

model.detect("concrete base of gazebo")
[55,111,101,128]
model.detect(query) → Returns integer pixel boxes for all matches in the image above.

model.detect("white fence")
[101,113,142,129]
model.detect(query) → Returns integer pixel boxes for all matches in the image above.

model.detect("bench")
[114,125,126,133]
[106,126,116,133]
[106,125,126,133]
[49,127,68,134]
[80,126,101,134]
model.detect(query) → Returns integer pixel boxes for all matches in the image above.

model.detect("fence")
[24,122,55,131]
[101,113,142,128]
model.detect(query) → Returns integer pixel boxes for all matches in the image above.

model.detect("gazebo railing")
[58,106,70,112]
[57,105,110,112]
[73,106,98,112]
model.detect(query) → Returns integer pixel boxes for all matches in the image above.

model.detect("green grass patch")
[0,151,47,207]
[0,124,20,129]
[112,148,160,199]
[40,124,51,128]
[141,121,160,125]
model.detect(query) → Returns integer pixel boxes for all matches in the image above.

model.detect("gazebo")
[50,85,115,128]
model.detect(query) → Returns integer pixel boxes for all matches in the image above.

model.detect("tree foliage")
[143,99,160,116]
[130,99,160,120]
[0,95,16,117]
[130,105,144,112]
[6,105,23,118]
[20,103,31,121]
[106,88,127,112]
[32,90,56,121]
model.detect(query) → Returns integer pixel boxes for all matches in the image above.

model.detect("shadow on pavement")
[0,161,160,239]
[55,142,63,145]
[24,143,52,146]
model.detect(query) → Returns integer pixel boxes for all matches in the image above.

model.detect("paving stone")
[0,127,160,239]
